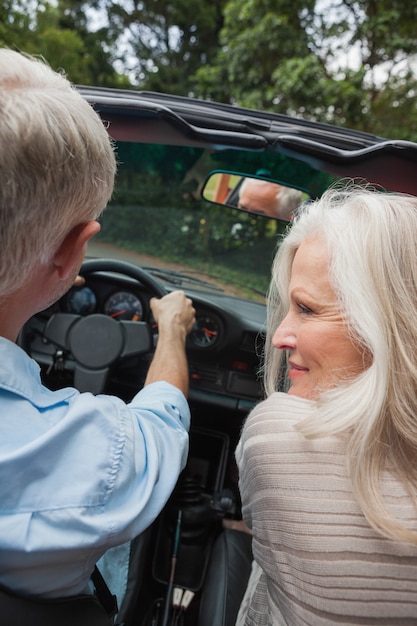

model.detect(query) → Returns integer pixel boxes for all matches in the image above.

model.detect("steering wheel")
[41,259,166,395]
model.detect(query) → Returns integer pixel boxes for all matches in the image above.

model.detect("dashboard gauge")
[65,286,97,316]
[190,314,221,348]
[104,291,143,322]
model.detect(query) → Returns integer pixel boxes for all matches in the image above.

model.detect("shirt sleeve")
[2,381,190,551]
[92,380,191,543]
[0,379,191,598]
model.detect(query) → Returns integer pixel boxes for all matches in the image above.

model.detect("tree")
[193,0,417,140]
[0,0,127,86]
[194,0,315,108]
[105,0,227,95]
[0,0,36,51]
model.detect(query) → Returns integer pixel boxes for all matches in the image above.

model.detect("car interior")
[18,87,417,626]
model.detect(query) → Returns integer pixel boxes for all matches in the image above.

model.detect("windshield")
[89,141,336,302]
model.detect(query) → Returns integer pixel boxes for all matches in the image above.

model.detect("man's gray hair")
[0,49,116,296]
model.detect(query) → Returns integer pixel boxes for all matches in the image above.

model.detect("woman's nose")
[272,313,296,351]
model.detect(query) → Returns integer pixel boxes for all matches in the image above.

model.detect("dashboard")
[62,279,226,352]
[23,269,266,411]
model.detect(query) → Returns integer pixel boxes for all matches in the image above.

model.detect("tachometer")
[104,291,143,321]
[190,314,221,348]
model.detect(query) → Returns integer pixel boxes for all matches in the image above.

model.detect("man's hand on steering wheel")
[150,290,196,340]
[145,291,195,395]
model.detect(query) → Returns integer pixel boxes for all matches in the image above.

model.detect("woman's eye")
[297,302,313,314]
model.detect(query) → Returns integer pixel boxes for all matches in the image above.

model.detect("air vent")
[240,331,258,352]
[190,366,225,389]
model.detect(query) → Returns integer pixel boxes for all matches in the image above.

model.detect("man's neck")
[0,271,47,341]
[0,294,26,342]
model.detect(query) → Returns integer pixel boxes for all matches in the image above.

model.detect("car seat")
[0,566,116,626]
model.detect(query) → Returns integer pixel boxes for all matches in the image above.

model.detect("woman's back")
[236,392,417,625]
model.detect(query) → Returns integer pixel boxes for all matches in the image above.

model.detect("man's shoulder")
[0,336,77,407]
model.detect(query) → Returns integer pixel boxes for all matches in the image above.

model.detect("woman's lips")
[288,361,309,379]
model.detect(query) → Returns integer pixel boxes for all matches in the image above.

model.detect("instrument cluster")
[62,285,223,350]
[64,286,144,322]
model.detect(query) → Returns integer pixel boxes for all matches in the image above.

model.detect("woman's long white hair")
[264,183,417,544]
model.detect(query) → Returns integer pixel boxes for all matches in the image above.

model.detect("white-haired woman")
[236,185,417,625]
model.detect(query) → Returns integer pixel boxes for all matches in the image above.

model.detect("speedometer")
[190,314,221,348]
[104,291,143,321]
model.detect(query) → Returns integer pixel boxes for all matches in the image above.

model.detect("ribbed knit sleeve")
[236,392,417,626]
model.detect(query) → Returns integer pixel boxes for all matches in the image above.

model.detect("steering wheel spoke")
[25,259,166,395]
[44,313,80,348]
[120,321,153,358]
[74,365,110,395]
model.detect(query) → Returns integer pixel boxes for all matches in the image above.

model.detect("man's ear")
[53,221,101,280]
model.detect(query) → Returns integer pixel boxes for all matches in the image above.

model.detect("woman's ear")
[53,221,101,280]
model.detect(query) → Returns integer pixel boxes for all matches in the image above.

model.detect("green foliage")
[0,0,34,50]
[0,0,128,86]
[105,0,227,95]
[194,0,417,139]
[369,70,417,139]
[98,200,278,299]
[195,0,313,107]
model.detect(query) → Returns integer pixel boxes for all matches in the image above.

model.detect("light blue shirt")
[0,337,190,599]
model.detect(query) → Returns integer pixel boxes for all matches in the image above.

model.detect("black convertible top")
[78,86,417,195]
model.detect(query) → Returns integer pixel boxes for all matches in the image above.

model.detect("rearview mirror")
[202,172,306,221]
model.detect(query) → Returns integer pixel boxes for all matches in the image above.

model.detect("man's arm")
[144,290,195,396]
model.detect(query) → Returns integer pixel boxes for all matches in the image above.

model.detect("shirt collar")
[0,337,78,408]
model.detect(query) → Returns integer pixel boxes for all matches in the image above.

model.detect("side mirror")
[202,172,306,221]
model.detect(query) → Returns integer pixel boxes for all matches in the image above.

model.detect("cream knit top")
[235,392,417,625]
